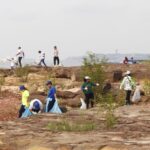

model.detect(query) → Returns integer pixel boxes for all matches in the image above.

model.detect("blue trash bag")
[21,108,33,118]
[45,98,62,114]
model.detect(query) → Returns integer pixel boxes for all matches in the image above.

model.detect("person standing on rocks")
[53,46,60,66]
[18,85,30,118]
[16,46,24,67]
[120,71,135,105]
[82,76,99,109]
[45,80,62,113]
[38,50,47,67]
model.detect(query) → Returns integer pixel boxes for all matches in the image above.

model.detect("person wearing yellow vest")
[18,85,30,118]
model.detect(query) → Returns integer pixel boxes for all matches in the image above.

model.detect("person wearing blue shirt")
[45,80,56,112]
[45,80,62,114]
[47,85,56,100]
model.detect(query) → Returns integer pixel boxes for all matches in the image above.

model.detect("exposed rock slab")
[0,105,150,150]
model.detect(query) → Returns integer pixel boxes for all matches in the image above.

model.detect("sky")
[0,0,150,59]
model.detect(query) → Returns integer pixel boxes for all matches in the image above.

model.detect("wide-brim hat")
[125,70,131,75]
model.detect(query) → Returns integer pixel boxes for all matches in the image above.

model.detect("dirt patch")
[0,106,150,150]
[0,94,20,121]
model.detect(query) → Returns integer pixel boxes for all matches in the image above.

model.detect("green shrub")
[105,112,117,129]
[81,52,118,129]
[98,93,118,128]
[81,52,107,98]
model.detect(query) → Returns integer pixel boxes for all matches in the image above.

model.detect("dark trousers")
[18,57,22,67]
[32,108,40,113]
[39,59,47,67]
[47,99,55,112]
[85,93,94,109]
[54,56,59,66]
[125,90,132,105]
[19,105,25,118]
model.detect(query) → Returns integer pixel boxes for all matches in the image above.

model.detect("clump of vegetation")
[0,76,5,85]
[115,90,125,106]
[98,93,118,128]
[15,66,30,77]
[143,79,150,96]
[47,120,95,132]
[82,52,117,128]
[105,112,117,129]
[81,52,107,98]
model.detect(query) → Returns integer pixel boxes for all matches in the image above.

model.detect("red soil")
[0,94,20,121]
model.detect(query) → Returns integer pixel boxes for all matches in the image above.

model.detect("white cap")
[125,70,131,75]
[84,76,91,80]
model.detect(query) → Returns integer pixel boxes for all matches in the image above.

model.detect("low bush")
[81,52,107,99]
[98,93,118,129]
[47,120,95,132]
[143,79,150,96]
[0,76,5,85]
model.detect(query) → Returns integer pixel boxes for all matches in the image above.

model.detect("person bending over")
[29,99,43,114]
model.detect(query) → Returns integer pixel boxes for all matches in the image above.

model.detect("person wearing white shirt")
[16,47,24,67]
[120,71,135,105]
[38,50,47,67]
[53,46,59,66]
[29,99,43,114]
[7,57,17,69]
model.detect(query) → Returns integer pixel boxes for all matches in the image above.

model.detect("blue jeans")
[39,59,47,67]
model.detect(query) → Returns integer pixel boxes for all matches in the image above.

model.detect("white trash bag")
[80,98,86,110]
[132,85,141,103]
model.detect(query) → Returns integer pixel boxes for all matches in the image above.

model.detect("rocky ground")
[0,105,150,150]
[0,64,149,150]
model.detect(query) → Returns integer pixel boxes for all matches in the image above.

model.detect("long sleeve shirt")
[120,76,135,91]
[82,82,96,95]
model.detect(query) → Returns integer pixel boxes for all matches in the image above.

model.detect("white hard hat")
[84,76,91,80]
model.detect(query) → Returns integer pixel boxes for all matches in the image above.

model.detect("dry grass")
[47,120,96,132]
